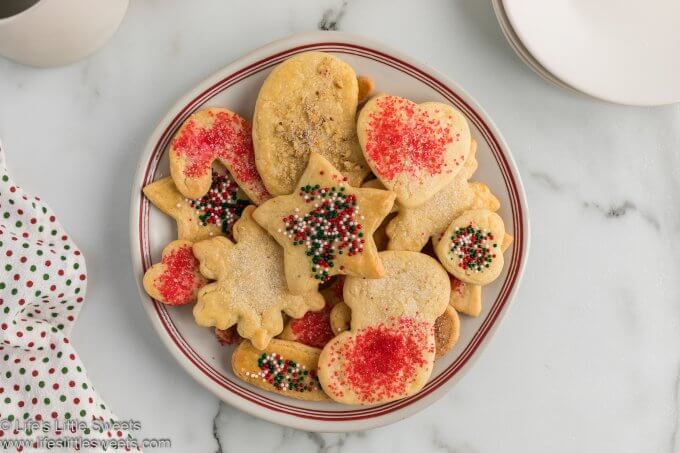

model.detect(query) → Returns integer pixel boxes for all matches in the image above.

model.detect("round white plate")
[492,0,580,94]
[503,0,680,106]
[129,31,530,432]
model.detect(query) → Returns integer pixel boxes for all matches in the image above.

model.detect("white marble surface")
[1,0,679,451]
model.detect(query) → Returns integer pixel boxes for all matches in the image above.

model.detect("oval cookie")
[435,209,506,285]
[357,94,471,208]
[253,52,370,195]
[232,339,328,401]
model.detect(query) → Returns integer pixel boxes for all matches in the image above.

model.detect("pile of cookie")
[142,52,511,405]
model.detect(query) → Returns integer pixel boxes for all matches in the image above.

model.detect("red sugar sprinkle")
[154,245,204,306]
[365,96,455,180]
[450,275,466,296]
[336,317,430,403]
[172,110,269,200]
[290,305,334,349]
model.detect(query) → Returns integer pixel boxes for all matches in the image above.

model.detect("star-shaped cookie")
[143,172,250,242]
[252,152,396,295]
[386,140,501,251]
[192,206,324,350]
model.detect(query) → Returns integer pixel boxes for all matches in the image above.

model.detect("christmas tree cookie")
[252,152,395,295]
[192,206,324,350]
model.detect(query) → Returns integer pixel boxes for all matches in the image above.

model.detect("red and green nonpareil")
[245,352,319,393]
[281,185,365,282]
[449,224,497,272]
[188,172,249,234]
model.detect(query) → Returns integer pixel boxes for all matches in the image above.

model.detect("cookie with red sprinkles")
[169,108,271,203]
[143,172,250,242]
[386,140,502,252]
[143,240,207,305]
[318,251,449,405]
[252,152,395,295]
[435,209,507,286]
[232,339,328,401]
[357,93,471,208]
[191,206,324,350]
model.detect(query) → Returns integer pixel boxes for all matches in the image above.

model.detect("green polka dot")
[1,175,7,181]
[59,395,66,402]
[82,383,88,390]
[38,226,44,232]
[43,398,50,405]
[43,274,49,280]
[65,412,71,420]
[29,265,36,272]
[3,212,9,219]
[66,279,72,286]
[61,367,68,374]
[5,371,11,378]
[79,410,86,417]
[3,307,9,314]
[50,229,57,236]
[10,288,17,296]
[7,415,13,422]
[15,221,22,228]
[0,282,5,289]
[38,381,45,388]
[24,385,30,391]
[4,397,10,404]
[74,263,79,270]
[4,264,11,271]
[21,243,28,249]
[18,367,25,375]
[37,250,43,256]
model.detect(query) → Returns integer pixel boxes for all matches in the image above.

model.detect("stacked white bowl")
[492,0,680,106]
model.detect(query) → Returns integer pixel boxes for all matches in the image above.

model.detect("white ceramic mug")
[0,0,129,68]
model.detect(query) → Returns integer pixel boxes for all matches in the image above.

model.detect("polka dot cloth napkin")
[0,144,136,451]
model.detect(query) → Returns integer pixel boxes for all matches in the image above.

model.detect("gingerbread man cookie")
[252,152,395,295]
[318,251,449,405]
[435,209,507,286]
[192,206,324,350]
[232,339,328,401]
[169,108,270,203]
[143,172,250,242]
[143,240,207,306]
[357,94,471,208]
[253,52,370,195]
[386,140,501,252]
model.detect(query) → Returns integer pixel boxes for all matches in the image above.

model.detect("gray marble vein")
[318,0,348,31]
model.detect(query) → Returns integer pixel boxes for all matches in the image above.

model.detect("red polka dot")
[25,281,33,288]
[79,274,86,281]
[9,186,16,193]
[30,218,37,224]
[49,215,55,222]
[13,274,19,280]
[20,256,27,263]
[51,412,58,419]
[18,299,25,306]
[45,260,51,267]
[31,370,38,377]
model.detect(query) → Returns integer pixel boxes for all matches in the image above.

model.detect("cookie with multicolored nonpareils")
[435,209,507,286]
[253,52,370,195]
[169,108,271,203]
[385,139,501,252]
[143,172,250,242]
[192,206,324,350]
[252,152,395,295]
[232,339,328,401]
[318,251,449,405]
[143,240,207,306]
[357,94,471,208]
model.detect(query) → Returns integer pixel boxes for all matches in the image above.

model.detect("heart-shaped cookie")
[317,251,449,405]
[169,108,271,203]
[143,240,207,306]
[357,94,471,208]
